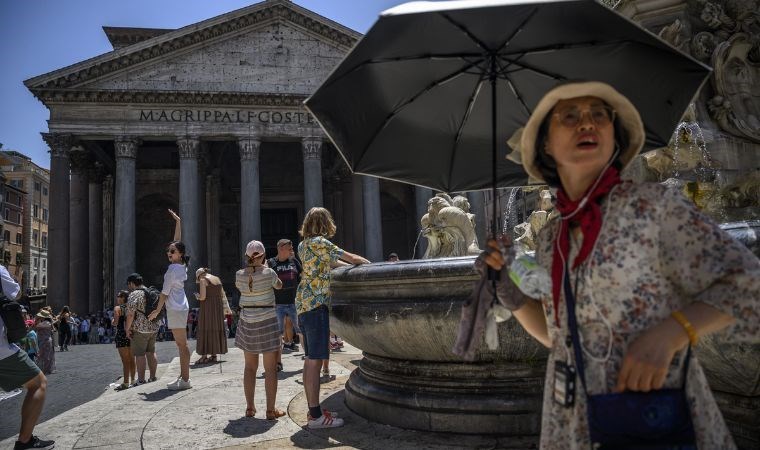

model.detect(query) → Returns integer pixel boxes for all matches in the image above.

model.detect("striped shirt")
[235,267,278,323]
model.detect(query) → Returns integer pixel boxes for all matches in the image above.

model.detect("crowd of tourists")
[3,80,760,449]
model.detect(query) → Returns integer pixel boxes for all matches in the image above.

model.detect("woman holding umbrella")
[483,81,759,449]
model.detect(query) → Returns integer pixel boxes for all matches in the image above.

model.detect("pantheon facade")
[26,0,490,313]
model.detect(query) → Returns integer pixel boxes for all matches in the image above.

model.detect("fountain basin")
[330,256,548,435]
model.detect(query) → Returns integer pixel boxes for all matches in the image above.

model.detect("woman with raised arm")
[481,81,760,449]
[148,209,192,390]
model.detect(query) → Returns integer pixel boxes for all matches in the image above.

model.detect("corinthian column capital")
[69,146,91,174]
[114,137,141,159]
[42,133,75,158]
[238,138,261,161]
[302,138,322,160]
[177,137,200,159]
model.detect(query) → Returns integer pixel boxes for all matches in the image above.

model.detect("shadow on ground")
[223,417,277,438]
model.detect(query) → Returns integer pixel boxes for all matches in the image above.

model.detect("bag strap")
[562,261,691,395]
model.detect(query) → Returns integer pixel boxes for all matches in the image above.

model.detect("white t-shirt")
[162,263,189,312]
[0,265,22,361]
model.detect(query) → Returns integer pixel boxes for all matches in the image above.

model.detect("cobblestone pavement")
[0,337,209,440]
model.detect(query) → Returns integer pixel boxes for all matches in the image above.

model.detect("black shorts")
[0,350,41,391]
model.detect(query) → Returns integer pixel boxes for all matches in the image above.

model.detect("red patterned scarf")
[551,166,621,326]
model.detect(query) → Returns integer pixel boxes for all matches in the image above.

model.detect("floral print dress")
[534,182,760,450]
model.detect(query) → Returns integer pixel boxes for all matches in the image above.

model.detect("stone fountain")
[330,194,548,435]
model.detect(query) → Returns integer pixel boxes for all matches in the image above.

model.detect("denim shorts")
[298,305,330,360]
[275,304,301,335]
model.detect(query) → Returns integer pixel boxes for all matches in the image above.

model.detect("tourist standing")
[79,315,90,344]
[268,238,303,371]
[148,209,191,390]
[193,268,230,364]
[296,207,370,428]
[235,240,285,420]
[56,306,71,351]
[113,290,135,390]
[482,81,760,449]
[33,310,55,375]
[125,273,160,385]
[19,320,38,362]
[0,264,55,450]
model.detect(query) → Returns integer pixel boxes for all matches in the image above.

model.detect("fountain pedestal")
[330,257,548,435]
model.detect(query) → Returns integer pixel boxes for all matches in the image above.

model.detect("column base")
[345,353,545,435]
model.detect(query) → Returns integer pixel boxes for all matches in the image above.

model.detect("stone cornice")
[25,1,359,97]
[29,89,308,106]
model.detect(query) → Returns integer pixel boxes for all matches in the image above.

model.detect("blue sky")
[0,0,403,169]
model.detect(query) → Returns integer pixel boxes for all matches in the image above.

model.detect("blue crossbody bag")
[563,267,697,449]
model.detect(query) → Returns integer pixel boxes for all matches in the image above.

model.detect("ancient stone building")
[24,0,445,313]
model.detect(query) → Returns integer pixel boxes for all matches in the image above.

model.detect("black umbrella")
[305,0,711,235]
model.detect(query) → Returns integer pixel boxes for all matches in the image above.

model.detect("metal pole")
[489,54,500,286]
[490,55,498,239]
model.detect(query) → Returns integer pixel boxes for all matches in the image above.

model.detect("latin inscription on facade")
[138,109,315,124]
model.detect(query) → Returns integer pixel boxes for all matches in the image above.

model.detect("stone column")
[177,137,201,305]
[414,186,433,259]
[69,148,90,314]
[42,133,74,311]
[102,175,115,310]
[302,138,323,211]
[206,173,221,273]
[362,176,383,262]
[88,165,105,315]
[114,138,139,293]
[467,191,487,249]
[239,138,261,253]
[351,175,365,256]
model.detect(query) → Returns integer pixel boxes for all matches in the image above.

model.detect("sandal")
[266,409,286,420]
[114,383,130,391]
[245,407,256,418]
[208,355,217,363]
[194,356,209,365]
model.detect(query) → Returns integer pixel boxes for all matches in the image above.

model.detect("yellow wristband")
[671,311,698,346]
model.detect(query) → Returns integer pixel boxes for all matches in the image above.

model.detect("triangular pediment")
[25,0,360,101]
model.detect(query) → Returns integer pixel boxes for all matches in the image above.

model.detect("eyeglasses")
[553,105,616,128]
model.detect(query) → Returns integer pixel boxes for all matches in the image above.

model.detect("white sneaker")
[307,412,344,428]
[167,377,192,390]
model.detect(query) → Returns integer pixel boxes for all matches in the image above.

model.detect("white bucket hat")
[518,81,645,183]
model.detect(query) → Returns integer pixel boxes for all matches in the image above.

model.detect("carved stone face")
[691,32,717,61]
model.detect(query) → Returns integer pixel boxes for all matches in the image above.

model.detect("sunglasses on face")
[553,105,616,128]
[166,249,177,254]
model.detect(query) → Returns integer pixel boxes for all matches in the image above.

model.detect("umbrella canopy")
[305,0,711,193]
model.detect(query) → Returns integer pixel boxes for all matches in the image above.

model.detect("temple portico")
[26,0,483,312]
